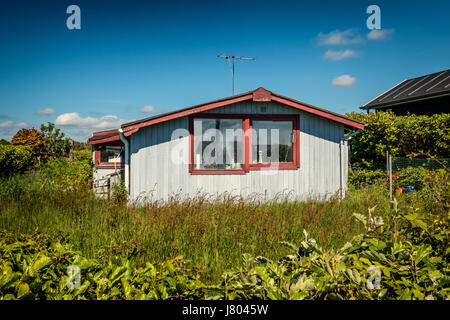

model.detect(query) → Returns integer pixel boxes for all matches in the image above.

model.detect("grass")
[0,174,445,283]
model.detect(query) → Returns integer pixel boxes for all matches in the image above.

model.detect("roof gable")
[121,87,364,137]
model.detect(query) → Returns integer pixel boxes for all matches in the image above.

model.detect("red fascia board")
[88,134,122,145]
[93,129,118,137]
[271,96,364,130]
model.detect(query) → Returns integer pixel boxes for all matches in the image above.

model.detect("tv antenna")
[217,54,255,95]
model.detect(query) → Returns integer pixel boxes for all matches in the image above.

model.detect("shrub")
[0,231,205,300]
[394,167,429,190]
[40,151,92,187]
[0,145,35,177]
[346,112,450,169]
[112,179,128,204]
[349,168,386,188]
[211,200,449,300]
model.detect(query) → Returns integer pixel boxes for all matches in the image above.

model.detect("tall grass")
[0,174,445,283]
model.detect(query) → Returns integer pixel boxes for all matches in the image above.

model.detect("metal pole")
[232,56,235,95]
[389,154,393,200]
[217,54,254,96]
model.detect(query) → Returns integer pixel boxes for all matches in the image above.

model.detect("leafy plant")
[346,112,450,169]
[112,179,128,204]
[349,168,386,188]
[40,122,71,161]
[0,145,35,176]
[0,231,206,300]
[40,150,92,188]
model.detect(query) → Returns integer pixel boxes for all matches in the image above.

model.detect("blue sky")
[0,0,449,141]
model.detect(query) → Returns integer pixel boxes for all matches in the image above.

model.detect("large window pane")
[100,146,124,163]
[252,120,293,163]
[193,118,243,170]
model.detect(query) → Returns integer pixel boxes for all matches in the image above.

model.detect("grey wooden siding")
[129,100,348,202]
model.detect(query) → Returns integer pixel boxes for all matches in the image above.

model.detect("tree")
[0,139,9,145]
[40,122,71,160]
[11,128,45,156]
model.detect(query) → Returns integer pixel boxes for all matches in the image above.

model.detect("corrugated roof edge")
[361,91,450,110]
[361,69,450,109]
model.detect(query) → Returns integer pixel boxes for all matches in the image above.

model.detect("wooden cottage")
[88,88,364,202]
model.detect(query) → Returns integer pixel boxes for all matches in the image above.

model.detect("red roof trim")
[271,95,365,130]
[92,128,118,137]
[88,134,121,145]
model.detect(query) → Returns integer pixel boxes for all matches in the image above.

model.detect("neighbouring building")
[88,87,364,202]
[361,69,450,115]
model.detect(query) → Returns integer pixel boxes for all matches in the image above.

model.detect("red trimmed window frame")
[188,113,300,175]
[93,141,125,169]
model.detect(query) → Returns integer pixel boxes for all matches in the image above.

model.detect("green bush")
[0,145,35,177]
[349,168,386,188]
[0,231,205,300]
[112,179,128,204]
[40,151,92,187]
[210,200,449,300]
[346,112,450,169]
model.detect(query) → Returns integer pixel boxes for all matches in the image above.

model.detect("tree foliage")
[40,122,71,160]
[346,112,450,169]
[10,128,44,155]
[40,150,93,187]
[0,145,35,176]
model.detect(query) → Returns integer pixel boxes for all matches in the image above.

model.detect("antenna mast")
[217,54,255,95]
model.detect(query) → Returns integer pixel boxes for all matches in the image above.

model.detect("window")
[192,117,244,172]
[94,143,125,168]
[252,120,293,164]
[189,114,299,174]
[100,146,124,163]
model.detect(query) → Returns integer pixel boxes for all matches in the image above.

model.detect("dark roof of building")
[361,69,450,109]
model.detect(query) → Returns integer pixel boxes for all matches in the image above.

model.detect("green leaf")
[17,283,30,298]
[412,289,425,300]
[32,255,52,272]
[414,245,432,265]
[121,278,132,299]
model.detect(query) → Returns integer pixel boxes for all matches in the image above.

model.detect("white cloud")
[323,49,360,61]
[0,121,29,129]
[332,74,356,87]
[367,28,395,40]
[51,112,135,142]
[0,121,31,140]
[55,112,127,129]
[140,105,156,114]
[317,29,364,46]
[35,108,56,116]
